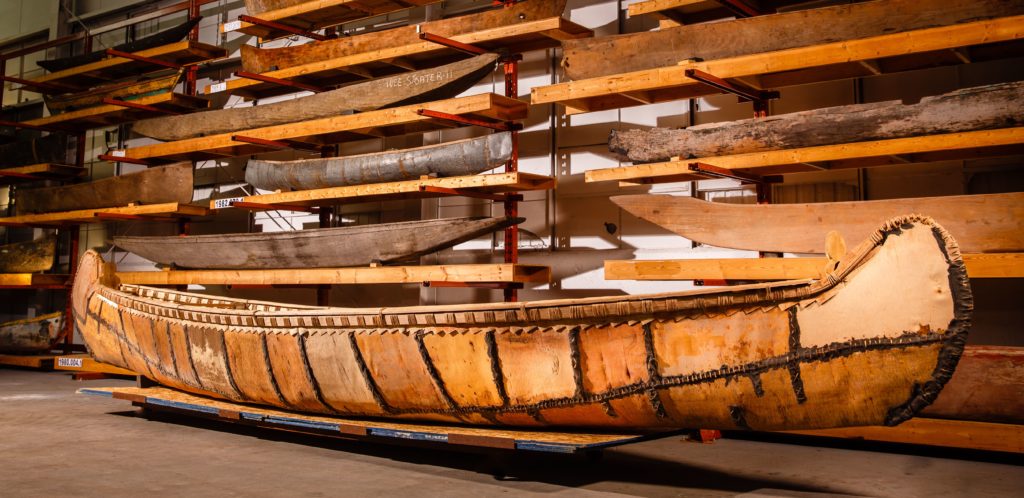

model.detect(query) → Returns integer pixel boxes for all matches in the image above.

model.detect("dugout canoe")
[0,134,68,168]
[112,216,521,270]
[132,54,499,142]
[73,214,971,431]
[37,18,201,73]
[921,346,1024,425]
[0,235,56,273]
[0,312,64,353]
[611,193,1024,254]
[15,162,193,214]
[241,0,566,74]
[44,70,183,114]
[246,132,511,191]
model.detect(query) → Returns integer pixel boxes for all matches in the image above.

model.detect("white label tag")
[58,357,84,368]
[224,20,242,32]
[111,150,126,157]
[208,82,228,94]
[214,197,244,209]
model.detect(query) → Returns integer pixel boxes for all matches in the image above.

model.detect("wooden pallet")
[0,163,85,183]
[784,419,1024,454]
[603,253,1024,281]
[586,127,1024,185]
[0,354,55,370]
[0,274,69,289]
[112,93,528,163]
[24,92,209,130]
[79,386,675,454]
[54,354,137,376]
[532,16,1024,114]
[223,0,441,41]
[0,203,210,228]
[31,41,227,89]
[208,18,591,99]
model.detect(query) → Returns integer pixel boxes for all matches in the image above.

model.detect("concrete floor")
[0,369,1020,497]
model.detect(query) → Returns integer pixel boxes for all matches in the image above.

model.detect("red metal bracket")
[418,31,489,56]
[105,48,182,69]
[0,170,42,180]
[94,212,181,222]
[231,135,322,152]
[102,97,181,115]
[230,201,320,213]
[238,15,332,41]
[423,282,524,290]
[416,109,521,132]
[0,119,68,133]
[418,185,523,202]
[717,0,770,17]
[0,75,78,94]
[235,71,326,93]
[688,162,763,183]
[97,154,152,165]
[684,68,779,104]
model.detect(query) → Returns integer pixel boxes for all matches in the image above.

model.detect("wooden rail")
[116,264,551,286]
[0,163,85,183]
[783,418,1024,454]
[54,355,137,376]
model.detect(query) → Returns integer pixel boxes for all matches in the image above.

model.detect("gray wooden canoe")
[0,312,63,353]
[15,162,193,214]
[112,216,522,270]
[0,235,56,273]
[246,132,511,191]
[132,53,499,142]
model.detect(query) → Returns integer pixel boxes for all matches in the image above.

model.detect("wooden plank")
[0,354,55,369]
[115,264,552,286]
[628,0,706,17]
[33,41,227,88]
[225,171,555,208]
[0,203,209,228]
[25,93,209,130]
[0,274,69,287]
[785,419,1024,454]
[115,93,527,162]
[586,128,1024,183]
[54,354,136,376]
[0,163,85,183]
[532,15,1024,114]
[227,0,440,40]
[604,253,1024,281]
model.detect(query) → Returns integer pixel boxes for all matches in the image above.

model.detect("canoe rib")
[245,132,511,190]
[16,162,193,214]
[0,235,56,273]
[73,215,971,430]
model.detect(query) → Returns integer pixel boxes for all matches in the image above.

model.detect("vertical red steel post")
[62,225,80,352]
[185,0,200,96]
[502,54,519,303]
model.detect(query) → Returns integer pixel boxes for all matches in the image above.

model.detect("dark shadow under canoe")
[112,216,522,270]
[37,17,201,73]
[15,162,193,214]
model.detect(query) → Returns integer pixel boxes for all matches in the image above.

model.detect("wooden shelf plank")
[0,203,210,228]
[783,418,1024,454]
[0,354,55,369]
[32,41,227,89]
[113,93,528,163]
[224,0,441,41]
[532,15,1024,114]
[0,163,85,183]
[586,128,1024,184]
[0,274,69,288]
[209,17,591,99]
[225,171,555,208]
[604,253,1024,281]
[24,93,209,130]
[54,354,136,376]
[116,263,551,286]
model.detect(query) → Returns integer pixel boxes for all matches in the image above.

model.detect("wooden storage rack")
[0,203,210,228]
[628,0,803,26]
[0,163,85,183]
[782,418,1024,454]
[222,0,441,41]
[0,273,69,289]
[23,92,210,130]
[532,15,1024,114]
[0,354,57,370]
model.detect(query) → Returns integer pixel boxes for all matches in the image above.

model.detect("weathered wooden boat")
[15,162,193,214]
[0,235,56,273]
[922,346,1024,425]
[44,70,183,114]
[0,312,64,353]
[37,18,201,73]
[561,0,1024,81]
[241,0,566,74]
[112,216,521,270]
[611,193,1024,254]
[246,132,511,191]
[0,134,68,168]
[132,54,499,142]
[609,82,1024,163]
[73,214,971,430]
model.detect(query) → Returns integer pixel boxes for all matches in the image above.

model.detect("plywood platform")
[80,386,673,454]
[532,16,1024,114]
[54,354,136,376]
[784,419,1024,454]
[24,92,209,130]
[0,203,210,228]
[0,354,55,370]
[209,17,591,99]
[586,128,1024,185]
[0,274,69,289]
[603,253,1024,281]
[0,163,85,183]
[224,0,440,41]
[31,41,227,90]
[113,93,528,163]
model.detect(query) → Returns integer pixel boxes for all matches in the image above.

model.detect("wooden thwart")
[0,203,209,228]
[116,264,551,286]
[784,419,1024,454]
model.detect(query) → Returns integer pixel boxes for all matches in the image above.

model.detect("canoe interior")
[44,70,184,114]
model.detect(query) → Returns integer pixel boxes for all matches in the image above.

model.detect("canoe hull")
[246,132,511,190]
[0,313,64,353]
[37,18,200,73]
[45,70,182,114]
[611,193,1024,254]
[0,235,56,273]
[112,216,521,269]
[16,162,193,214]
[0,134,68,168]
[74,215,971,431]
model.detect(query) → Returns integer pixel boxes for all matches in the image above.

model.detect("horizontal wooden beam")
[604,253,1024,281]
[628,0,709,17]
[53,355,136,376]
[783,418,1024,454]
[34,41,226,87]
[586,127,1024,184]
[0,354,55,369]
[116,264,551,286]
[0,163,85,183]
[532,15,1024,114]
[0,203,209,227]
[0,274,69,288]
[25,93,209,130]
[225,0,442,40]
[224,172,555,208]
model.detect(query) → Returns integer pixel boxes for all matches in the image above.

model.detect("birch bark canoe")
[609,82,1024,163]
[561,0,1024,81]
[132,54,498,142]
[241,0,567,74]
[611,193,1024,254]
[15,162,193,214]
[0,235,56,273]
[112,216,521,270]
[0,134,68,168]
[44,70,183,114]
[0,312,63,353]
[246,132,511,190]
[922,346,1024,425]
[74,215,972,430]
[37,18,201,73]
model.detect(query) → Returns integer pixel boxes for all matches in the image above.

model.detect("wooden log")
[922,346,1024,425]
[0,134,69,168]
[561,0,1024,81]
[609,82,1024,163]
[0,235,56,273]
[15,163,194,214]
